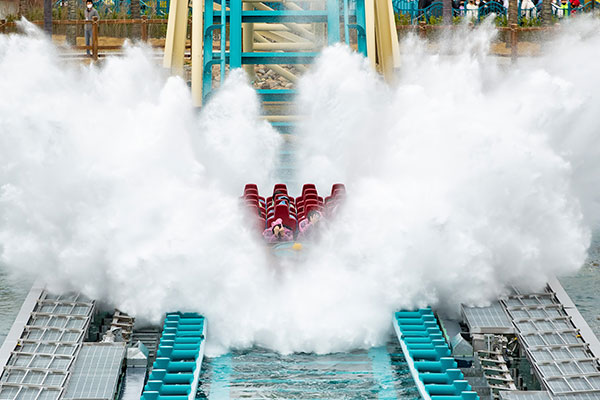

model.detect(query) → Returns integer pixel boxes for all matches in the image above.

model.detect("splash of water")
[0,18,599,355]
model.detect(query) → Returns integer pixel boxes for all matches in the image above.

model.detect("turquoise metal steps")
[257,89,296,102]
[393,308,479,400]
[270,122,294,134]
[141,313,207,400]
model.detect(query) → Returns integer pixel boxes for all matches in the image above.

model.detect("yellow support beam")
[257,29,313,43]
[263,115,301,122]
[253,23,312,31]
[163,0,189,76]
[373,0,400,82]
[252,2,316,40]
[364,0,377,70]
[254,42,315,50]
[243,2,255,79]
[191,0,204,106]
[265,64,299,82]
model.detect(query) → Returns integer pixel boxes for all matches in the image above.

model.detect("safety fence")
[51,0,170,17]
[393,0,598,24]
[398,22,556,61]
[0,16,169,59]
[0,14,565,63]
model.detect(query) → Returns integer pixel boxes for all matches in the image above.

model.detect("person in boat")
[263,218,294,243]
[297,209,322,241]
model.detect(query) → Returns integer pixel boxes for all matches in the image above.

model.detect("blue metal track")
[141,313,207,400]
[393,308,479,400]
[201,0,369,110]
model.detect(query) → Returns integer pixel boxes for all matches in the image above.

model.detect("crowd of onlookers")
[412,0,591,20]
[241,183,346,244]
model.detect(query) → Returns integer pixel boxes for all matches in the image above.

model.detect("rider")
[297,209,321,240]
[263,218,294,243]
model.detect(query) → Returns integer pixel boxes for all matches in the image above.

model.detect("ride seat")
[301,184,316,197]
[332,189,345,197]
[273,184,288,195]
[245,183,258,193]
[331,183,346,195]
[304,200,320,215]
[303,193,318,203]
[303,188,318,199]
[268,204,297,231]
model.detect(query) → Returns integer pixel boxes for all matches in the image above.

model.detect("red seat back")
[274,204,297,230]
[302,184,316,197]
[245,187,258,196]
[304,200,319,215]
[303,188,317,198]
[245,194,259,204]
[273,184,288,195]
[245,183,258,193]
[303,193,318,203]
[331,183,345,196]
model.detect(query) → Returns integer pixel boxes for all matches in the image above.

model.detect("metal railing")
[0,16,168,60]
[397,21,558,61]
[52,0,169,17]
[393,0,598,24]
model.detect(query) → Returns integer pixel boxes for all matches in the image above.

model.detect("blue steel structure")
[201,0,368,110]
[141,313,206,400]
[394,308,480,400]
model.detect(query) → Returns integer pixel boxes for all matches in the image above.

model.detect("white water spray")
[0,18,599,355]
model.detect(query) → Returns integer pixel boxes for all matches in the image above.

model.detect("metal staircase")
[131,327,162,366]
[476,350,517,399]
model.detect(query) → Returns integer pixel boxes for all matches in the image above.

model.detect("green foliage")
[395,12,413,25]
[428,15,442,24]
[519,16,542,26]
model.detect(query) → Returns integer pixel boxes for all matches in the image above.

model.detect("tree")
[508,0,518,25]
[19,0,28,18]
[443,0,453,24]
[131,0,141,39]
[43,0,52,35]
[66,0,77,45]
[541,0,552,25]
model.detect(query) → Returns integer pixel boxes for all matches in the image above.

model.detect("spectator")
[84,0,99,57]
[466,0,479,19]
[559,0,569,16]
[263,218,293,243]
[570,0,580,12]
[521,0,537,18]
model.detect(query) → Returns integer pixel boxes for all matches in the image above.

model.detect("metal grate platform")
[501,285,600,397]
